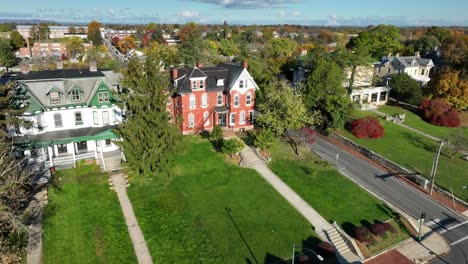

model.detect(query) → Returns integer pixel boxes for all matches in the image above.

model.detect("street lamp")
[418,212,426,241]
[292,244,324,264]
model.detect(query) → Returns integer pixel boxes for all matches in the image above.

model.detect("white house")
[11,63,124,171]
[374,52,434,85]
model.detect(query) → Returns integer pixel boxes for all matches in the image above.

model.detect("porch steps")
[99,155,124,172]
[222,129,237,139]
[319,227,351,255]
[240,146,262,166]
[109,174,129,192]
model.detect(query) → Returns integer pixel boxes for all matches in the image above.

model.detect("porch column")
[47,147,54,167]
[94,141,98,160]
[53,145,58,157]
[72,142,77,168]
[99,140,106,171]
[376,92,381,102]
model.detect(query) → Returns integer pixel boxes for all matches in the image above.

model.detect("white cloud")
[179,10,200,19]
[292,11,301,17]
[326,14,339,26]
[187,0,302,9]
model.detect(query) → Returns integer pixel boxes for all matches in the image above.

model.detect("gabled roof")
[379,55,433,69]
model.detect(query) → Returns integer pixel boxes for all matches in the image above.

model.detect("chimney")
[56,61,63,70]
[171,68,178,80]
[241,60,248,69]
[89,61,97,72]
[415,51,420,57]
[20,63,30,74]
[196,63,203,68]
[395,53,400,58]
[387,53,392,57]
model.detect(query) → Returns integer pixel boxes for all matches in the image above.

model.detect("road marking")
[425,218,441,227]
[452,235,468,246]
[440,220,468,234]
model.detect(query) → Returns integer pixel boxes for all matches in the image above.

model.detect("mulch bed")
[364,250,413,264]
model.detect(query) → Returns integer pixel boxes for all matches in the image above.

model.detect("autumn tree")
[87,20,102,46]
[9,31,26,50]
[349,116,385,139]
[62,36,84,58]
[116,50,181,177]
[178,22,216,66]
[440,34,468,75]
[427,69,468,109]
[256,80,317,136]
[389,73,423,105]
[117,36,137,54]
[419,98,461,127]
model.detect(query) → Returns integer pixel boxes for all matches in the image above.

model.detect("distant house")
[345,65,391,109]
[16,25,87,40]
[9,62,124,171]
[19,40,93,58]
[169,62,258,135]
[374,52,434,85]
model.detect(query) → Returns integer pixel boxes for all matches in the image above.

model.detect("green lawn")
[377,104,468,139]
[42,165,136,264]
[339,113,468,202]
[127,138,323,264]
[268,142,409,255]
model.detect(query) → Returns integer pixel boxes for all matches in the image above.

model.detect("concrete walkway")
[26,188,48,264]
[110,174,153,264]
[240,146,332,232]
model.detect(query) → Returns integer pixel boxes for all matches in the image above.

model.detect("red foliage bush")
[419,98,461,127]
[370,223,386,237]
[382,222,397,234]
[353,226,376,245]
[316,241,335,256]
[349,116,385,139]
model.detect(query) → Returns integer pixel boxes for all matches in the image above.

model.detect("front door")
[218,113,226,127]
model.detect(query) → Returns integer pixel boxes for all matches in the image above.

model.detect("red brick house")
[169,62,258,134]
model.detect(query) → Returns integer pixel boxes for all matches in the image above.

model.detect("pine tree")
[116,51,182,177]
[0,83,27,139]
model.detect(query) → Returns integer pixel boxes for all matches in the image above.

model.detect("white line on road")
[452,235,468,246]
[440,220,468,234]
[425,218,441,227]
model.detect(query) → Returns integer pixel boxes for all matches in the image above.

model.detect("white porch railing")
[53,152,99,164]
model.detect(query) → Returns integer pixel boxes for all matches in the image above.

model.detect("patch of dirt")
[460,111,468,127]
[364,250,413,264]
[226,154,242,165]
[94,227,104,258]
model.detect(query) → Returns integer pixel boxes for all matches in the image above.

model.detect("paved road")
[310,136,468,264]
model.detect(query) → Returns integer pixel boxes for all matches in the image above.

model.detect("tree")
[413,35,440,55]
[218,39,239,56]
[302,58,350,129]
[253,128,277,150]
[256,80,316,136]
[222,138,244,157]
[210,125,224,149]
[61,37,84,58]
[117,36,137,54]
[419,98,461,127]
[427,69,468,109]
[349,116,385,139]
[440,34,468,75]
[9,31,26,50]
[444,130,468,159]
[284,127,316,156]
[87,20,102,46]
[68,26,77,34]
[264,38,298,58]
[347,25,403,59]
[0,39,16,68]
[116,51,182,177]
[389,73,423,105]
[426,26,454,43]
[178,23,216,66]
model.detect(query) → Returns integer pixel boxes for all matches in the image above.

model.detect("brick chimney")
[171,68,178,80]
[196,62,203,68]
[241,60,248,69]
[89,61,97,72]
[20,63,30,74]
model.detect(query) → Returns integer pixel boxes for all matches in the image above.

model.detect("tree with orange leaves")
[87,20,102,46]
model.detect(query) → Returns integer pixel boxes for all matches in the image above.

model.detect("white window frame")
[189,94,196,109]
[246,93,252,106]
[93,111,99,125]
[112,111,117,123]
[201,93,207,108]
[199,80,204,89]
[188,113,195,128]
[239,80,245,89]
[71,90,81,102]
[217,93,223,106]
[50,91,60,104]
[54,113,63,127]
[239,111,245,125]
[98,92,109,103]
[192,80,197,90]
[234,95,239,107]
[249,111,254,124]
[203,111,210,127]
[102,111,109,125]
[230,113,236,126]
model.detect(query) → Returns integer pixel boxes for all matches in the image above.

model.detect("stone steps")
[99,156,123,172]
[321,227,351,254]
[240,147,261,165]
[109,174,129,192]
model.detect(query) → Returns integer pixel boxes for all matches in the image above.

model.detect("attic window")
[217,79,224,86]
[71,90,81,102]
[239,80,245,89]
[50,91,60,104]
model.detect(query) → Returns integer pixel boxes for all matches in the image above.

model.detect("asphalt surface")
[310,136,468,264]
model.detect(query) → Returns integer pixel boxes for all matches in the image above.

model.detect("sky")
[1,0,467,26]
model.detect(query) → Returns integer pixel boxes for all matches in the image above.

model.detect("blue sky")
[1,0,467,26]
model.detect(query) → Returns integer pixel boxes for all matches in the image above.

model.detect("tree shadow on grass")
[401,131,437,153]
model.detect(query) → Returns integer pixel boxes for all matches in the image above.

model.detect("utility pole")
[429,141,444,196]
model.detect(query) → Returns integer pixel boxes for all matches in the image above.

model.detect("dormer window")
[71,90,81,102]
[239,80,245,89]
[98,92,109,103]
[50,91,60,104]
[217,79,224,86]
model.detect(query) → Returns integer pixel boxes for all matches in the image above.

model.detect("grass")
[127,138,322,264]
[340,110,468,201]
[377,104,468,139]
[268,142,409,255]
[42,165,136,264]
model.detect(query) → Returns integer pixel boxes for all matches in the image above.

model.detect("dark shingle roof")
[16,69,106,81]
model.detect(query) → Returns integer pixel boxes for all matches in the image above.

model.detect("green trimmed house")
[10,66,124,171]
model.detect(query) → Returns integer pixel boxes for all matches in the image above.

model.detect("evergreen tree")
[389,73,423,105]
[0,83,27,138]
[9,31,26,50]
[116,51,181,177]
[0,39,16,68]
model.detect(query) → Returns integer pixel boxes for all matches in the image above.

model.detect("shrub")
[222,138,244,157]
[253,128,277,150]
[210,125,224,148]
[382,222,397,234]
[316,241,335,256]
[370,223,386,237]
[419,98,461,127]
[349,116,384,139]
[353,226,375,245]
